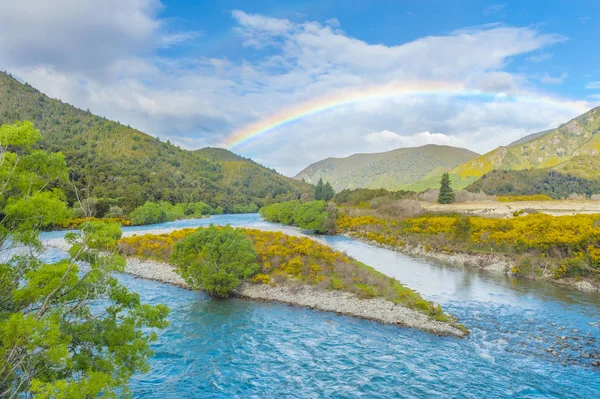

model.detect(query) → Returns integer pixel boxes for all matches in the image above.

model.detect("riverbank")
[124,256,467,338]
[44,228,467,338]
[345,233,600,294]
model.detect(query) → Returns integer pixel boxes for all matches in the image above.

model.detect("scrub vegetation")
[119,226,459,324]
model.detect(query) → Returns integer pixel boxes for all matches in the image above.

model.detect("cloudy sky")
[1,0,599,175]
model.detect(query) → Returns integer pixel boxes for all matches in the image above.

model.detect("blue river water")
[40,214,600,398]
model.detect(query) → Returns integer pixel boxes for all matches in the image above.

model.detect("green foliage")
[121,227,461,326]
[232,203,259,213]
[172,225,259,297]
[129,201,168,225]
[315,178,324,200]
[314,179,335,201]
[296,144,478,192]
[438,173,455,204]
[467,168,600,199]
[128,200,224,225]
[0,121,169,397]
[260,200,336,233]
[0,72,312,213]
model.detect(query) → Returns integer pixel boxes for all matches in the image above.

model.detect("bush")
[232,203,259,214]
[260,200,334,233]
[129,202,168,225]
[105,205,126,218]
[172,225,259,298]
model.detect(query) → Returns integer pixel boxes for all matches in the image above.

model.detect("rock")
[552,351,558,356]
[582,353,591,359]
[592,361,600,367]
[560,336,567,340]
[572,329,580,333]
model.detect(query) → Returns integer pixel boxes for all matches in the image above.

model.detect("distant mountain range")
[295,106,600,195]
[294,145,479,192]
[0,72,312,212]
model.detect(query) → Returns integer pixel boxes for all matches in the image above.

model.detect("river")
[40,214,600,398]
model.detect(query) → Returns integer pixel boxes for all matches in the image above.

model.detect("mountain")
[0,72,312,212]
[294,145,479,192]
[412,106,600,191]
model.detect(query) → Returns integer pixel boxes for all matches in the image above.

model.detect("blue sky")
[1,0,599,175]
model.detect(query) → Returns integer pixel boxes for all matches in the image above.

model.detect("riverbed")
[40,214,600,398]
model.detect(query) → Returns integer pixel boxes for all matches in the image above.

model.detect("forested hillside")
[295,144,478,191]
[0,72,312,212]
[466,168,600,198]
[413,106,600,191]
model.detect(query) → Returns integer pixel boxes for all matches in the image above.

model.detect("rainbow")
[220,81,591,149]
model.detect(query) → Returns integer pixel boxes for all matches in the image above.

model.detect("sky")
[1,0,599,176]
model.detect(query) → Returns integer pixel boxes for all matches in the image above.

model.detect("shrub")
[105,205,126,218]
[129,202,168,225]
[498,194,553,202]
[260,200,335,233]
[172,225,259,298]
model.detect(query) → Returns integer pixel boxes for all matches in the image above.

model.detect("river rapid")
[40,214,600,398]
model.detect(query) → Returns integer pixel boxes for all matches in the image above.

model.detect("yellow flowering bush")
[497,194,553,202]
[118,226,454,320]
[337,211,600,279]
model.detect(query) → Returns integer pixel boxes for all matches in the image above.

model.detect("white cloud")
[586,81,600,89]
[0,5,588,176]
[324,18,340,28]
[540,72,568,85]
[527,52,553,63]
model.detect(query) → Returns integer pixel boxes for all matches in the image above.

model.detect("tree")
[438,172,455,204]
[172,225,259,298]
[129,201,168,225]
[0,121,169,398]
[322,182,335,202]
[315,178,324,200]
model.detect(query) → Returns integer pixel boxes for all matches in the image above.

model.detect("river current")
[40,214,600,398]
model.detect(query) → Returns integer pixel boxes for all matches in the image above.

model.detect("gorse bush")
[338,210,600,280]
[497,194,553,202]
[172,225,260,298]
[119,226,455,322]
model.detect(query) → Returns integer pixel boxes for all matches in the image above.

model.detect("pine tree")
[438,172,455,204]
[322,181,335,201]
[315,178,324,200]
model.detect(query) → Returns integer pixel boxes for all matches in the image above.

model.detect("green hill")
[294,144,479,192]
[465,168,600,198]
[0,72,312,212]
[413,106,600,191]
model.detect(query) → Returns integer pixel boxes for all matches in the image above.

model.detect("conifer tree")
[438,172,455,204]
[322,182,335,201]
[315,178,324,200]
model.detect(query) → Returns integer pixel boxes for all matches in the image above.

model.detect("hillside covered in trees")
[466,168,600,198]
[0,72,312,212]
